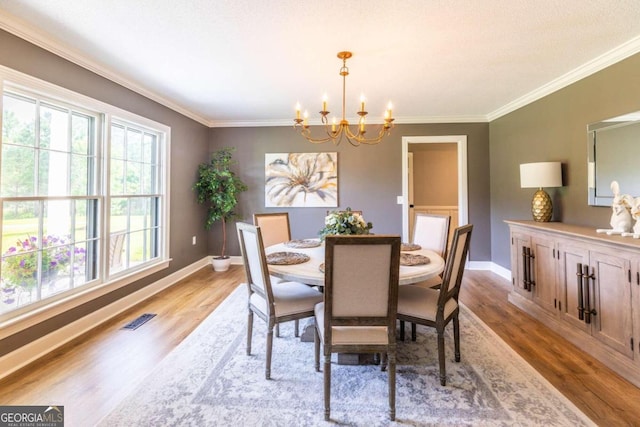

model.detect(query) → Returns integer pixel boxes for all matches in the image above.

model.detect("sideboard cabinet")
[506,220,640,387]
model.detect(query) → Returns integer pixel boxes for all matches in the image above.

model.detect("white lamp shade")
[520,162,562,188]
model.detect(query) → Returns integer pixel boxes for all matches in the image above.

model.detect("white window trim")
[0,65,172,337]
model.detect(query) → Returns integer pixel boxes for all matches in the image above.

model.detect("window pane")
[39,150,69,196]
[71,113,91,154]
[126,161,141,195]
[43,200,72,238]
[1,144,36,196]
[2,201,39,253]
[40,104,69,151]
[110,198,128,232]
[71,154,90,196]
[128,230,146,265]
[2,94,36,147]
[126,129,142,162]
[142,133,156,163]
[130,198,150,231]
[110,159,125,196]
[111,124,125,159]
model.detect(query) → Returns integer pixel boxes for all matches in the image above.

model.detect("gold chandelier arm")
[344,123,394,146]
[294,124,341,144]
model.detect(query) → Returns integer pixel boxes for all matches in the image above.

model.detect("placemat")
[401,243,422,251]
[400,253,430,266]
[284,239,321,249]
[266,251,310,265]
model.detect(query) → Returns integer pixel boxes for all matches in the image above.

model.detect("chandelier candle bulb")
[332,117,336,132]
[295,102,301,120]
[360,95,365,112]
[322,94,327,112]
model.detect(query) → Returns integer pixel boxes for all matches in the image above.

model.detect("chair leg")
[266,327,274,380]
[411,322,417,341]
[399,320,405,341]
[246,311,253,355]
[275,323,280,338]
[437,329,446,386]
[388,351,396,421]
[324,354,331,421]
[314,328,320,372]
[295,319,299,337]
[380,352,387,372]
[454,314,461,362]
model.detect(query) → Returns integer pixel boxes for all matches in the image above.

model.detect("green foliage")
[319,208,373,240]
[193,147,247,257]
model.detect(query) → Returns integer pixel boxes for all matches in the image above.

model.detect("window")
[0,70,169,321]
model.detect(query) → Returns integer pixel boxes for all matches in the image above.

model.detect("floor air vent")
[122,313,156,330]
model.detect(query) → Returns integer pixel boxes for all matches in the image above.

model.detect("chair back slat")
[253,212,291,248]
[412,213,450,258]
[438,224,473,306]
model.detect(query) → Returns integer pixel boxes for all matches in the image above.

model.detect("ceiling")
[1,1,640,128]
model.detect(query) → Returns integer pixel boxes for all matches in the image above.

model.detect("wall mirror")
[588,111,640,206]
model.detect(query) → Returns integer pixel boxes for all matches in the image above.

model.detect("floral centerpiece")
[319,208,373,240]
[1,235,86,296]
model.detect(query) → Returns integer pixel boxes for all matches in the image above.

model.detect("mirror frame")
[587,111,640,206]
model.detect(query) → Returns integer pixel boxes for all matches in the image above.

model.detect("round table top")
[266,240,445,287]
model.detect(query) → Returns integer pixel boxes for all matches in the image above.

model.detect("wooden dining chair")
[253,212,295,336]
[314,234,401,421]
[236,222,323,379]
[412,212,450,258]
[253,212,291,248]
[397,224,473,386]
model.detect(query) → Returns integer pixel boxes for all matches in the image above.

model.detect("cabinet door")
[511,231,532,299]
[531,235,557,315]
[590,250,634,360]
[557,241,591,333]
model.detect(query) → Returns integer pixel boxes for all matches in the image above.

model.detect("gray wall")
[489,52,640,269]
[209,122,491,262]
[0,30,210,355]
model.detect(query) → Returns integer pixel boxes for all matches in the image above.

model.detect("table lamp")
[520,162,563,222]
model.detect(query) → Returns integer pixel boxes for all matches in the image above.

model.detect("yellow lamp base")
[531,189,553,222]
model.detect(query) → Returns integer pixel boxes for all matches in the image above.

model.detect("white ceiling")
[1,1,640,127]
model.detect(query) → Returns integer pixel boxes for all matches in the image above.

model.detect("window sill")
[0,259,171,340]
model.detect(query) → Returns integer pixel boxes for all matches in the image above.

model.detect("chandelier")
[293,51,394,146]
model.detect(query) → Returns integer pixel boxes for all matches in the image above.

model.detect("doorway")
[401,135,468,242]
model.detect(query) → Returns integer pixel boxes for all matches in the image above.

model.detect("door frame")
[401,135,469,241]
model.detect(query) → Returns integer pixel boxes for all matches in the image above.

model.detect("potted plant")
[194,147,248,272]
[319,208,373,240]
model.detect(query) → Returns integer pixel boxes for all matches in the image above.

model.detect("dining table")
[265,238,445,287]
[265,238,446,361]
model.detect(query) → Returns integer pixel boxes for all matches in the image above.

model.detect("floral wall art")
[265,152,338,207]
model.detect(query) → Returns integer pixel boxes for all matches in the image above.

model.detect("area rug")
[99,285,594,426]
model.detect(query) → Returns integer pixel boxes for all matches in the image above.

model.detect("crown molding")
[209,114,489,128]
[0,10,211,127]
[487,34,640,121]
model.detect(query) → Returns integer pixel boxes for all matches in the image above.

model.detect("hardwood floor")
[1,266,639,426]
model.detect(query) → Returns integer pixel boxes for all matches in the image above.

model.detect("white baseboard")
[0,256,212,381]
[467,261,512,282]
